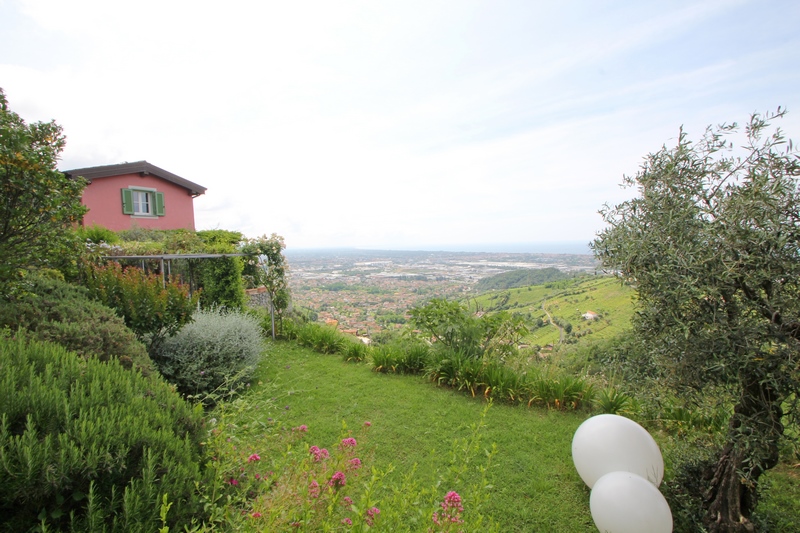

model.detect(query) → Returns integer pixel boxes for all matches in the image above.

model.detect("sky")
[2,0,799,253]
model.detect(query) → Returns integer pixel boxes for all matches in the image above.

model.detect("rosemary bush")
[0,336,205,531]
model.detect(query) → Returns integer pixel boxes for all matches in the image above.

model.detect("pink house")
[64,161,206,231]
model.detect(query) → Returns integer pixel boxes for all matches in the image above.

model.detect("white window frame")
[129,186,157,217]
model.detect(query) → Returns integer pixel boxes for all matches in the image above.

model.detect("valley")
[285,248,602,338]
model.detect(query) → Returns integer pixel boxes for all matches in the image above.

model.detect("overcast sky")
[2,0,799,252]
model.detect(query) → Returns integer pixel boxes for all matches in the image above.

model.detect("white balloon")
[572,414,664,488]
[590,471,673,533]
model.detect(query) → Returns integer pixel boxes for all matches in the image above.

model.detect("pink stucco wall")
[81,173,197,231]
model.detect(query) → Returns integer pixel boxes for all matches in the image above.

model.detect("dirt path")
[541,301,564,344]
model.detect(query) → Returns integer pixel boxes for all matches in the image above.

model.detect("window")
[122,188,165,217]
[133,190,151,215]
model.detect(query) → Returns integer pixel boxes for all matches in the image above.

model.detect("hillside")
[469,275,636,348]
[473,267,579,291]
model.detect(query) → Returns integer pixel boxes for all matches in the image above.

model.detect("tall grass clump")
[152,308,264,399]
[371,341,430,374]
[341,336,369,362]
[0,336,205,532]
[294,322,347,354]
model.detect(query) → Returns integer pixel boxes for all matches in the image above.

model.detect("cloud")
[2,0,799,250]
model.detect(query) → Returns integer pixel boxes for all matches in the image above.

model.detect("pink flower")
[251,512,262,518]
[366,507,380,526]
[348,458,362,470]
[341,517,353,526]
[363,421,372,427]
[228,478,239,486]
[444,491,463,511]
[248,453,261,462]
[340,437,357,449]
[308,479,321,498]
[342,496,354,506]
[309,446,329,462]
[293,424,308,432]
[328,471,346,488]
[432,491,464,527]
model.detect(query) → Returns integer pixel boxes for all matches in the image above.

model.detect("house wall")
[81,173,197,231]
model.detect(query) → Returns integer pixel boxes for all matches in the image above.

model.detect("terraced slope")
[469,275,636,348]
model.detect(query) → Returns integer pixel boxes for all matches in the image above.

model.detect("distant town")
[285,249,599,337]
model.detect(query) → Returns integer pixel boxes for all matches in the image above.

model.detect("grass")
[217,339,800,531]
[250,341,596,532]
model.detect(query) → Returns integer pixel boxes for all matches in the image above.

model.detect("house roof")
[63,161,207,196]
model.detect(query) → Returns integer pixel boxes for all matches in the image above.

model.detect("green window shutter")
[121,188,134,214]
[155,192,165,216]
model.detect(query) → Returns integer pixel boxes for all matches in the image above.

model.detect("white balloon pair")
[572,414,673,533]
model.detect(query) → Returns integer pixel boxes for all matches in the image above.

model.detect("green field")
[469,275,636,348]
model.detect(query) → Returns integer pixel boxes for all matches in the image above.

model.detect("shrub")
[152,308,264,398]
[76,223,119,244]
[198,255,246,310]
[0,336,205,531]
[660,445,719,533]
[84,262,198,355]
[196,230,246,310]
[0,272,152,373]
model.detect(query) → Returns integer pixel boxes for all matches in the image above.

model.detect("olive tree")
[409,298,528,358]
[592,109,800,532]
[0,88,86,294]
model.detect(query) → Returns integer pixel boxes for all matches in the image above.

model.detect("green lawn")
[222,340,799,532]
[249,341,596,532]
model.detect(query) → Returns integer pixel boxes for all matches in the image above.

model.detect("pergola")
[102,253,250,289]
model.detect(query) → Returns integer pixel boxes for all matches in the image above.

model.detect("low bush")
[76,223,119,244]
[0,336,205,532]
[0,272,153,374]
[660,443,719,532]
[152,308,265,399]
[84,262,198,356]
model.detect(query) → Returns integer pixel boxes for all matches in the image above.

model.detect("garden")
[2,87,799,532]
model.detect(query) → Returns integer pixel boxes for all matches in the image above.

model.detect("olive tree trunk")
[704,380,783,533]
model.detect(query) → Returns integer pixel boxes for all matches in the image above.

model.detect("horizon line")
[284,241,594,255]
